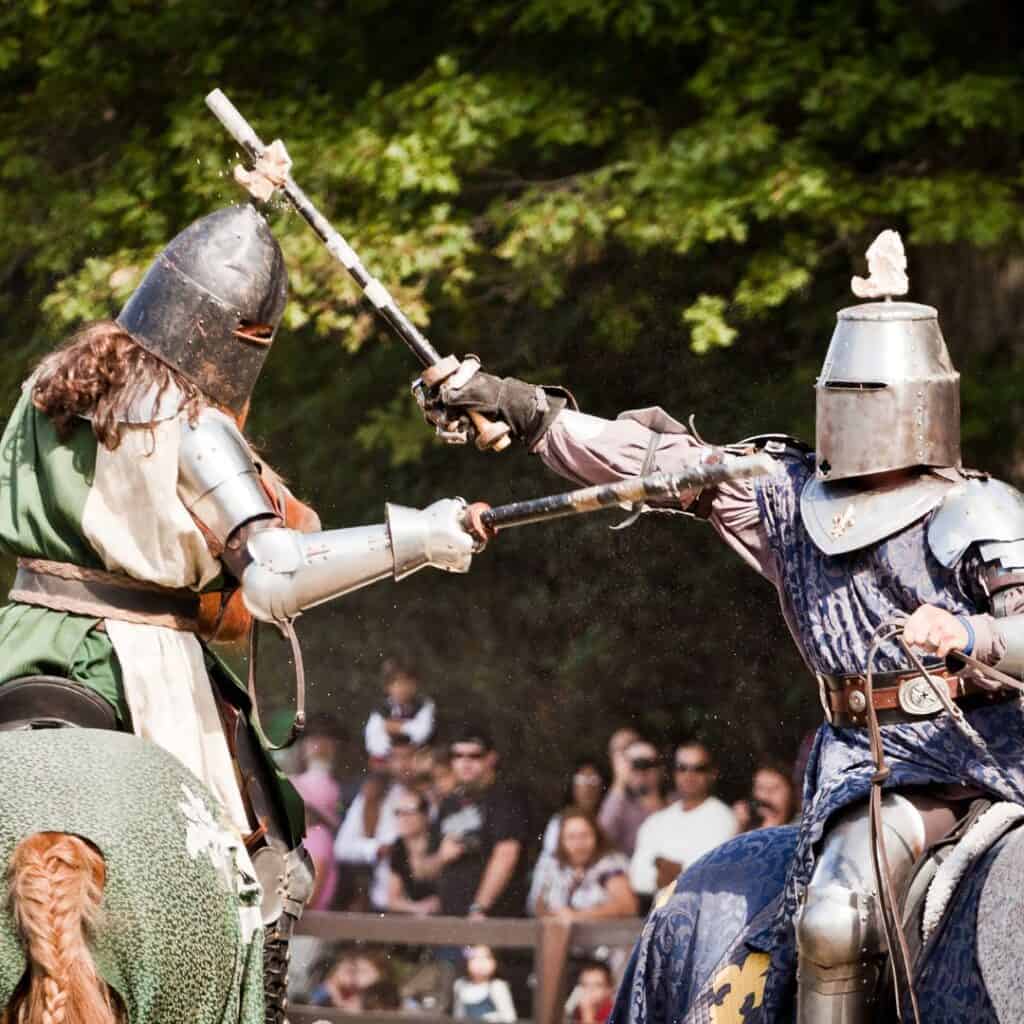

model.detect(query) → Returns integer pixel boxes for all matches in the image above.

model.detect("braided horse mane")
[2,832,122,1024]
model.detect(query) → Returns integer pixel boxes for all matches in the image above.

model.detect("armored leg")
[794,794,926,1024]
[256,844,315,1024]
[210,674,314,1024]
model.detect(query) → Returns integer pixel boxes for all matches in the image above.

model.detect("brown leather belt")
[821,667,1017,728]
[10,557,201,631]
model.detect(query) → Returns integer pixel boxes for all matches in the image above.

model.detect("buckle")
[897,675,946,716]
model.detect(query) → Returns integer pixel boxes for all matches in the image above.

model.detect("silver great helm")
[814,300,960,482]
[117,204,288,415]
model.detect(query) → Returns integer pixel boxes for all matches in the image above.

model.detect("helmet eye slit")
[824,381,887,391]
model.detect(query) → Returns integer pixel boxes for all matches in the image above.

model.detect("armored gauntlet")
[418,365,575,448]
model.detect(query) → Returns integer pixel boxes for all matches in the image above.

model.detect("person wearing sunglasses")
[434,725,530,920]
[597,738,665,859]
[386,792,441,916]
[628,742,737,907]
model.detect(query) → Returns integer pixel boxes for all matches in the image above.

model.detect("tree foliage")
[3,0,1024,799]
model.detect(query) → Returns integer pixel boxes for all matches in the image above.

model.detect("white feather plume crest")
[851,229,909,299]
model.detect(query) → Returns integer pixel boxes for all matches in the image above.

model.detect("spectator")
[606,728,639,790]
[541,758,608,855]
[435,725,530,918]
[387,790,442,915]
[528,758,608,913]
[365,657,436,759]
[629,741,737,901]
[532,809,637,920]
[452,945,517,1022]
[597,737,664,857]
[310,947,362,1011]
[334,738,417,910]
[310,947,394,1011]
[412,744,456,819]
[289,765,341,911]
[733,760,798,832]
[567,960,616,1024]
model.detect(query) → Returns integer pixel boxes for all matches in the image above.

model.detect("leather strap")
[10,557,201,631]
[611,430,662,531]
[822,668,1015,728]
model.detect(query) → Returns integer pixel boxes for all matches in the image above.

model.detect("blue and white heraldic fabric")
[611,454,1024,1023]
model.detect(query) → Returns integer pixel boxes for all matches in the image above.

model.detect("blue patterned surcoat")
[611,454,1024,1024]
[758,455,984,676]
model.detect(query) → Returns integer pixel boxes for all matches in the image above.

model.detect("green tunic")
[0,389,304,845]
[0,729,264,1023]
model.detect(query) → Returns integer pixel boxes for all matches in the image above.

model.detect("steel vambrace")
[240,498,476,622]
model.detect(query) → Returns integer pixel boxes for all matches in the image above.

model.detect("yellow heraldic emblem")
[709,952,770,1023]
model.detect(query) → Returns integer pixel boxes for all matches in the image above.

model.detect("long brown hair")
[31,320,205,450]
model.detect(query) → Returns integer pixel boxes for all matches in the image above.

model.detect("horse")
[0,728,264,1024]
[611,807,1024,1024]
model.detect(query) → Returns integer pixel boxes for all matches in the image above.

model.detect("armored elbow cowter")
[178,407,480,624]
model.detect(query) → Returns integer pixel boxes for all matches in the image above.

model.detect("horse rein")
[861,619,1020,1024]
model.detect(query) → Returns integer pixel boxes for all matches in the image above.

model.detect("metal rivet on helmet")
[815,292,959,482]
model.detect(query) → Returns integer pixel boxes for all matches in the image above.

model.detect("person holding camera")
[434,725,530,918]
[597,736,665,858]
[733,760,799,832]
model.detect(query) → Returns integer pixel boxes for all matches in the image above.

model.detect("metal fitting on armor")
[795,794,925,1023]
[241,523,393,621]
[179,408,275,543]
[927,478,1024,568]
[387,498,476,579]
[797,882,881,969]
[815,302,960,483]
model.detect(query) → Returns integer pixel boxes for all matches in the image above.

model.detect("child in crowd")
[365,657,437,759]
[452,945,517,1022]
[566,961,615,1024]
[310,947,392,1010]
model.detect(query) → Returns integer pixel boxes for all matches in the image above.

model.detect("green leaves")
[682,294,736,353]
[4,0,1024,445]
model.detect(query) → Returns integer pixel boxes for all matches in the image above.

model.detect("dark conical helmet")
[116,204,288,414]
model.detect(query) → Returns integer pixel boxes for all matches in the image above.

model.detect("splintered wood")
[233,139,292,201]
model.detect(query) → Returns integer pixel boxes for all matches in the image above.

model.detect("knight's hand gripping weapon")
[204,88,512,452]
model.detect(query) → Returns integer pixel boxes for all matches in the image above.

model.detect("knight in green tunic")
[0,203,491,1023]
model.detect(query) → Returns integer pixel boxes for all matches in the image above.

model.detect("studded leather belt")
[820,668,1017,728]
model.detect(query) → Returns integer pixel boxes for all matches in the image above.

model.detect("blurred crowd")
[285,658,804,1019]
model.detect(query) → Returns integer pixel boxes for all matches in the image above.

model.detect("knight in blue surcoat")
[424,232,1024,1022]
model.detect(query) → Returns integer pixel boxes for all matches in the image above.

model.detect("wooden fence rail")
[291,912,644,1024]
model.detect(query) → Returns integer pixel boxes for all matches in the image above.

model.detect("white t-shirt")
[628,797,737,895]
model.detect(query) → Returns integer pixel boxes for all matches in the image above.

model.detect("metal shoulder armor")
[926,477,1024,568]
[178,407,275,544]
